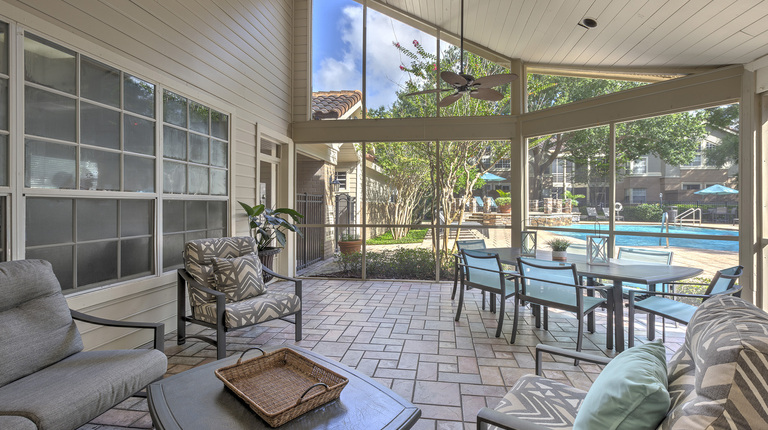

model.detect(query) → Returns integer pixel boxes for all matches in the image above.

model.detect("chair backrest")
[516,257,579,296]
[715,207,727,214]
[0,259,83,388]
[183,237,259,306]
[705,265,744,295]
[456,239,486,251]
[586,207,597,216]
[617,247,673,265]
[461,250,504,289]
[602,207,610,216]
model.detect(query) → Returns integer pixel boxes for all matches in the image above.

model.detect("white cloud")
[314,5,438,110]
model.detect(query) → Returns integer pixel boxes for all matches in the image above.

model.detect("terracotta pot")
[258,247,281,282]
[498,204,511,214]
[338,240,362,255]
[552,250,568,261]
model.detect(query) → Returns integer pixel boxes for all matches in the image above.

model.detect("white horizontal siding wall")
[293,0,311,123]
[0,0,294,350]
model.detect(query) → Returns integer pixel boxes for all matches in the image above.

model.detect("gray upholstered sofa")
[0,259,167,430]
[478,295,768,429]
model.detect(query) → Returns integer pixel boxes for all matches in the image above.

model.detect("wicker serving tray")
[215,347,349,427]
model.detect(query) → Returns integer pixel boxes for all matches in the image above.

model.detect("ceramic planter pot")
[552,250,568,261]
[338,240,362,255]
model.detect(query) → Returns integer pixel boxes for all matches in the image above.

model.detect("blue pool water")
[549,224,738,252]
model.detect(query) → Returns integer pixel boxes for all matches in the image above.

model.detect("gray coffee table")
[147,345,421,430]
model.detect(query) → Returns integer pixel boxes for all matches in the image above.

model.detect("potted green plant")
[239,201,303,279]
[564,190,586,214]
[546,238,571,261]
[495,190,512,214]
[338,232,362,255]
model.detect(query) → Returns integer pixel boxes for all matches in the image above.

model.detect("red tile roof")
[312,90,362,119]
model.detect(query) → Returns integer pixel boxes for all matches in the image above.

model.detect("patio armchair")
[454,250,517,338]
[627,265,743,346]
[177,236,302,359]
[608,247,674,297]
[515,258,610,361]
[0,259,167,430]
[478,295,768,430]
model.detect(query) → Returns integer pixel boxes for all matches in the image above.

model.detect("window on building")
[335,171,347,190]
[493,159,511,169]
[630,157,648,174]
[683,151,702,167]
[682,183,701,191]
[630,188,647,203]
[161,90,229,272]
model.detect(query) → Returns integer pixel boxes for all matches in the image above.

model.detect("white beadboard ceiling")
[368,0,768,72]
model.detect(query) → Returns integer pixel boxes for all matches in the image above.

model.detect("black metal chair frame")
[71,309,165,396]
[454,251,517,338]
[627,266,743,347]
[177,266,302,359]
[515,258,612,360]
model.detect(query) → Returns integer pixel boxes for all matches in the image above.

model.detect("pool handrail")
[674,208,702,227]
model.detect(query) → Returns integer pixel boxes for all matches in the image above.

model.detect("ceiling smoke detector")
[579,18,598,29]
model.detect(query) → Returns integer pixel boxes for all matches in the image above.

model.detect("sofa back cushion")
[663,295,768,429]
[183,237,259,306]
[0,259,83,387]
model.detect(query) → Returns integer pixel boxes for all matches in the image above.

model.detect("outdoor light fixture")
[587,235,609,265]
[521,230,537,257]
[330,177,340,194]
[578,17,598,29]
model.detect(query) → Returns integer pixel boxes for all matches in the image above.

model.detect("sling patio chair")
[451,239,493,310]
[454,250,517,338]
[515,258,610,362]
[627,265,743,346]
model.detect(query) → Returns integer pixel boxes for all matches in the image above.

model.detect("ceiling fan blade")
[473,73,518,88]
[403,88,454,97]
[470,87,504,101]
[438,92,462,107]
[441,71,467,87]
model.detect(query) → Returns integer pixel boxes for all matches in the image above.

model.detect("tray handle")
[296,383,329,405]
[236,347,265,365]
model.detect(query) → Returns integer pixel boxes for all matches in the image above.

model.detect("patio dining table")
[478,247,703,352]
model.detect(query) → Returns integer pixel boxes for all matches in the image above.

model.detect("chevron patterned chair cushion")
[661,295,768,429]
[184,236,258,307]
[193,291,301,329]
[490,374,586,429]
[212,253,266,301]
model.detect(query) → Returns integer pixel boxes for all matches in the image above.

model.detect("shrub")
[495,197,512,206]
[367,229,427,245]
[333,248,453,280]
[623,203,664,222]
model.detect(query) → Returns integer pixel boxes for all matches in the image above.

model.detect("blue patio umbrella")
[480,172,505,182]
[694,184,738,196]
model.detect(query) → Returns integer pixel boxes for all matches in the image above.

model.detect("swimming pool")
[548,224,739,252]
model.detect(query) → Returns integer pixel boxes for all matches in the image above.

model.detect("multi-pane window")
[630,188,647,203]
[334,171,347,190]
[162,90,228,195]
[630,158,648,174]
[0,21,8,186]
[162,200,227,271]
[161,90,229,272]
[683,183,701,191]
[25,198,154,290]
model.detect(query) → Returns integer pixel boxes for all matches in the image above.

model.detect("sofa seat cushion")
[0,416,37,430]
[0,349,167,430]
[490,374,587,430]
[194,291,301,328]
[662,295,768,429]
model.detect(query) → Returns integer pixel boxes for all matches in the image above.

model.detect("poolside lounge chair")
[586,207,606,221]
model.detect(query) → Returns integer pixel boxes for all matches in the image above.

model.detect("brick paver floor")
[80,278,686,429]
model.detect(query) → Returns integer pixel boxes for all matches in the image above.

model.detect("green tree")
[702,104,739,170]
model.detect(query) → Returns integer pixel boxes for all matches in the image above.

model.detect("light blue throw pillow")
[574,340,669,430]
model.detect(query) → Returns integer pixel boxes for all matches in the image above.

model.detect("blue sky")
[312,0,437,110]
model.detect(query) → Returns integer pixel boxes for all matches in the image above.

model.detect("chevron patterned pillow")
[212,253,267,302]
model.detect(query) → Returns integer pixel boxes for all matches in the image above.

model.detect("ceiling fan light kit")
[403,0,518,107]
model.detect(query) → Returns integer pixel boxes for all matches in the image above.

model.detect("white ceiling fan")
[403,0,518,107]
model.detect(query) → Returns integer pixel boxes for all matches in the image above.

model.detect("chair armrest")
[535,344,611,375]
[477,407,551,430]
[628,290,709,300]
[177,269,225,298]
[70,310,165,353]
[263,266,302,298]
